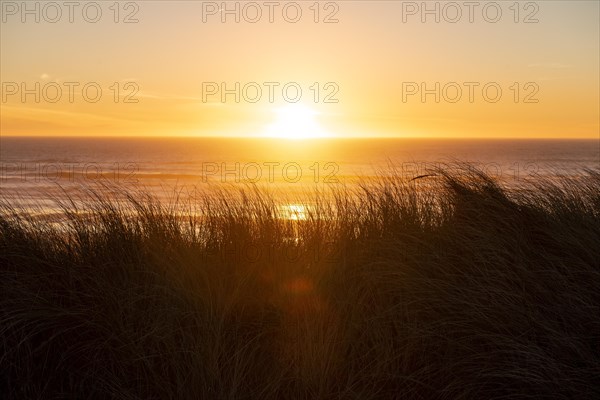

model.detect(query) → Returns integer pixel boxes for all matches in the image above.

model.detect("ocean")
[1,137,599,210]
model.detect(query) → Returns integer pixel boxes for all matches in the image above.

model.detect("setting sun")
[263,104,330,140]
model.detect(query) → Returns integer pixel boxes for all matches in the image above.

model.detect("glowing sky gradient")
[1,1,598,138]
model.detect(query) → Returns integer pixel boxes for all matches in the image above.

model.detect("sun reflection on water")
[280,204,308,221]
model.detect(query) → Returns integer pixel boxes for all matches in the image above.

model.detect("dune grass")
[1,165,599,399]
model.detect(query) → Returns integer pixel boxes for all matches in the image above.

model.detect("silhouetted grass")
[1,165,599,399]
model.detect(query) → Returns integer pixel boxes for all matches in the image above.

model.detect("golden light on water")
[280,204,308,221]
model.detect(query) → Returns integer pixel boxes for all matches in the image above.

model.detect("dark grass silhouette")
[1,165,599,399]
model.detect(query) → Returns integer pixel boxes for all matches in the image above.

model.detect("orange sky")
[1,1,599,138]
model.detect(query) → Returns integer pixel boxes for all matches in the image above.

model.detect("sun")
[263,104,329,139]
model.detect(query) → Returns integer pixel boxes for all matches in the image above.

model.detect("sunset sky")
[1,1,598,138]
